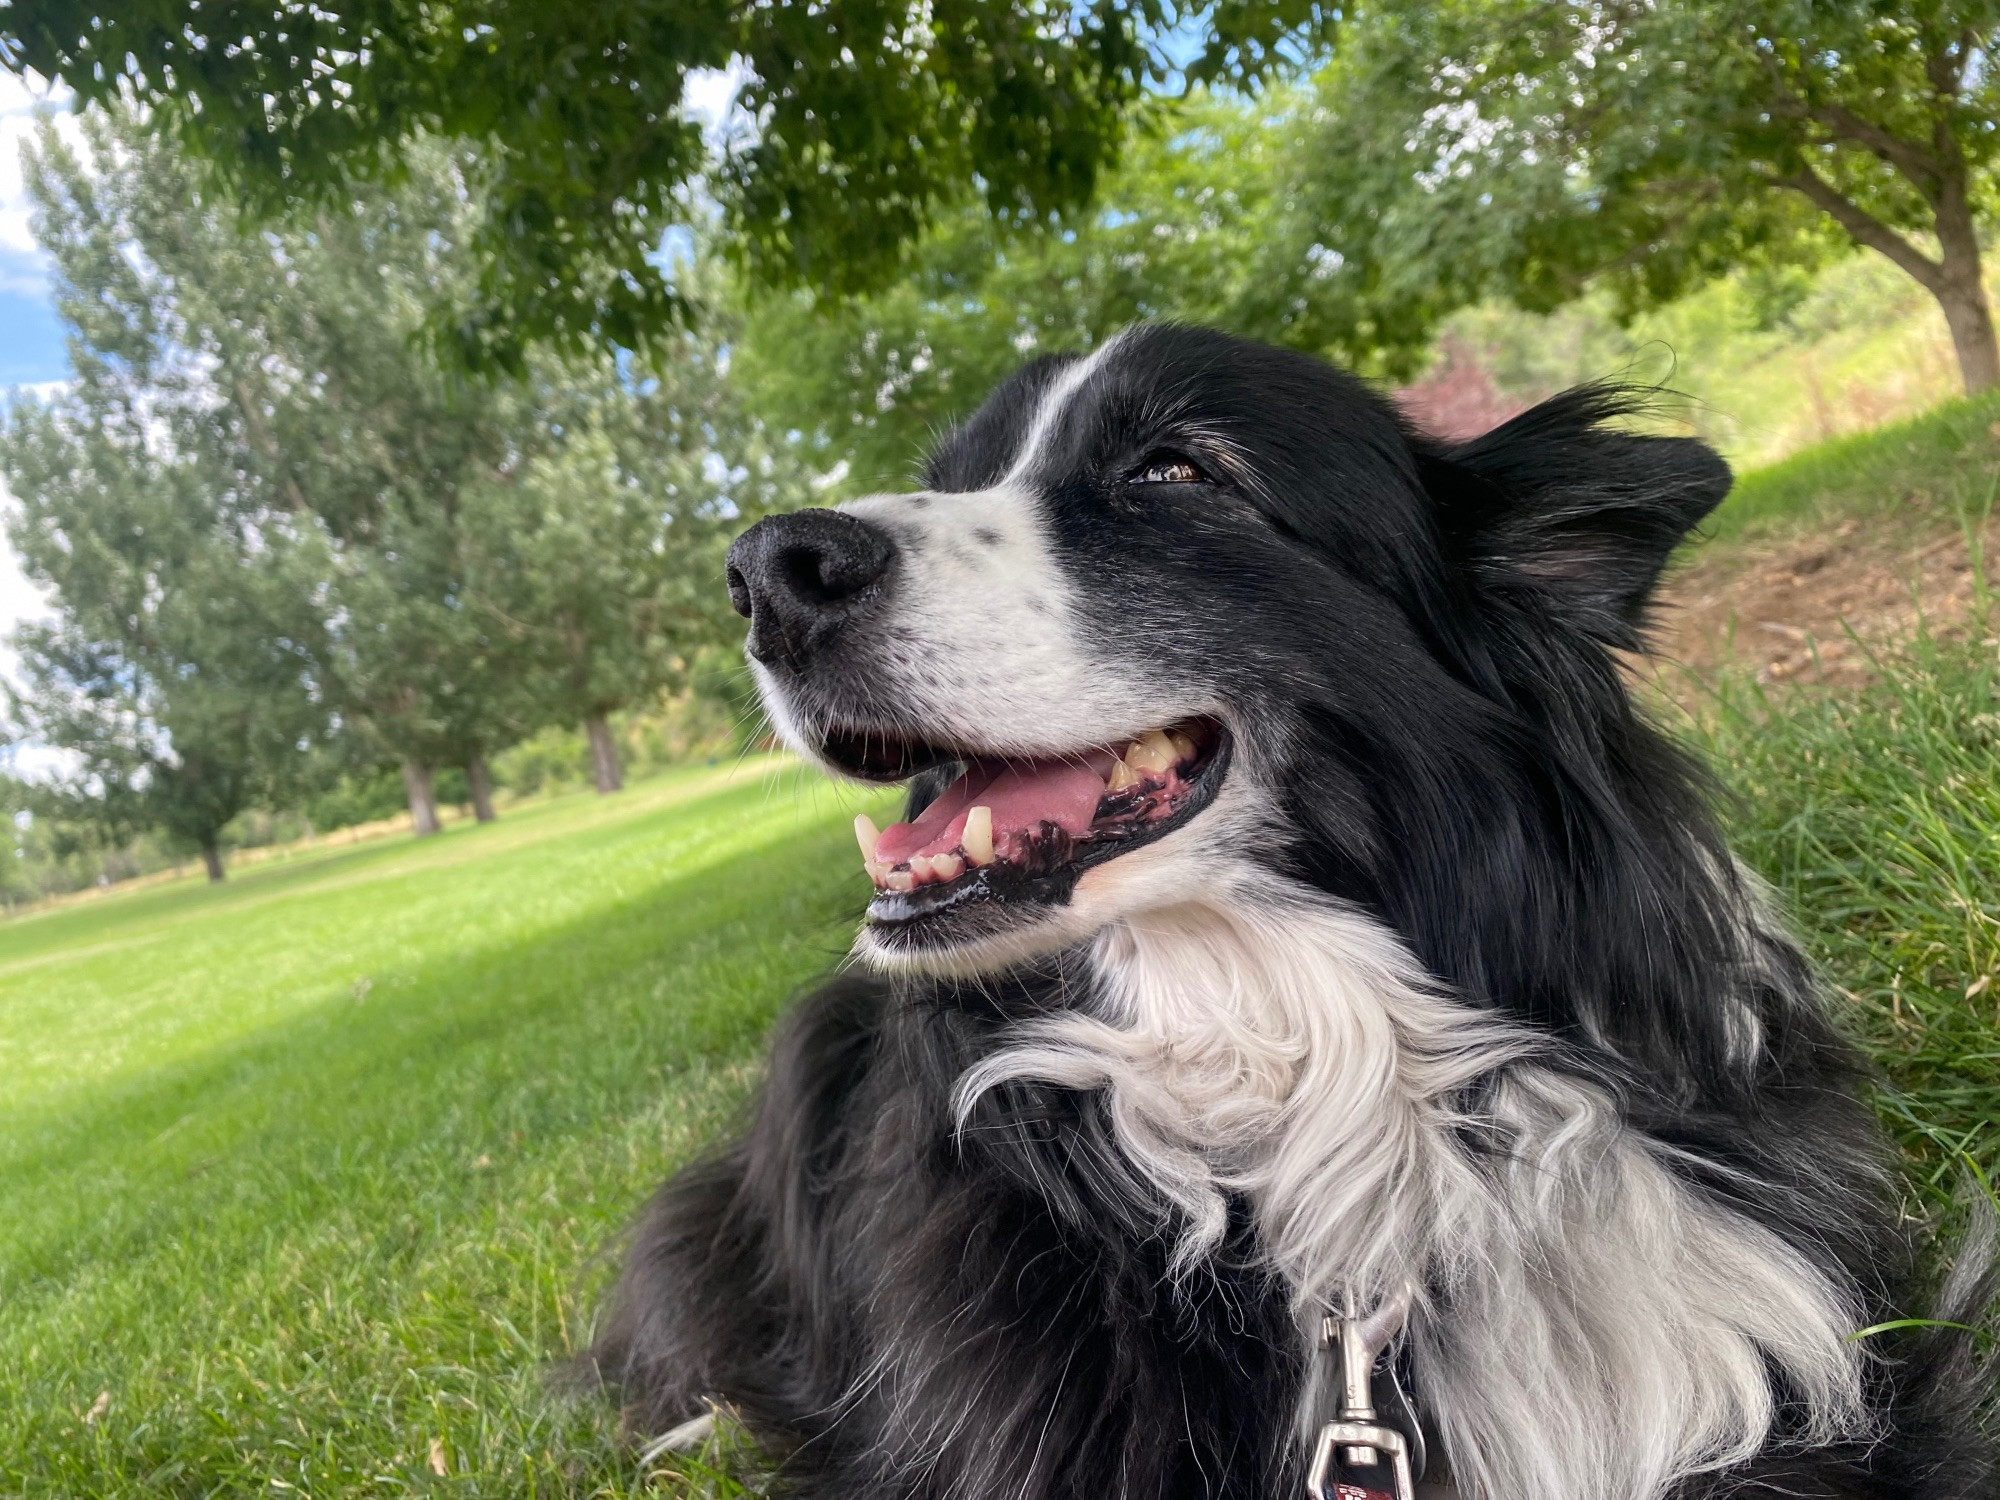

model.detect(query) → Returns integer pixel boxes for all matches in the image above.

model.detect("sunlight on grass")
[0,756,894,1498]
[1712,385,2000,544]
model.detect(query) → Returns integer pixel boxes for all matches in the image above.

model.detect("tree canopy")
[2,106,806,869]
[1292,0,2000,390]
[2,0,1328,368]
[732,87,1317,489]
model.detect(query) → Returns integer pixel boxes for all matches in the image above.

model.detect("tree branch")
[1801,103,1944,195]
[1748,38,1948,202]
[1776,167,1943,291]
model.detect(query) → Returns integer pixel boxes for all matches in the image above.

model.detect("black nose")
[726,509,897,673]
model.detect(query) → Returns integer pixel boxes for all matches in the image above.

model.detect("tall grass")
[1711,385,2000,544]
[1687,600,2000,1204]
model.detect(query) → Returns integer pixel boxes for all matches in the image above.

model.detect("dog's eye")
[1129,452,1208,486]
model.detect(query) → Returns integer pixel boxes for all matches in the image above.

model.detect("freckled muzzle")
[728,498,1234,952]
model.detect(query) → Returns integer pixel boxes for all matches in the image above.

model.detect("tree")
[3,1,1329,369]
[14,104,816,842]
[12,108,547,837]
[732,88,1317,489]
[1283,1,2000,391]
[463,316,811,792]
[1,109,342,879]
[1,361,329,882]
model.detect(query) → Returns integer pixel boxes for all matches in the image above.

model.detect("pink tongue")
[873,757,1111,864]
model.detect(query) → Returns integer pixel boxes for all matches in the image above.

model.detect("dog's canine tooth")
[963,806,995,866]
[1124,730,1177,775]
[854,813,882,862]
[1106,759,1141,792]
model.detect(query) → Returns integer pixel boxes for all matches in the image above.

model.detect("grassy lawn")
[0,758,893,1498]
[1681,385,2000,1195]
[1690,627,2000,1200]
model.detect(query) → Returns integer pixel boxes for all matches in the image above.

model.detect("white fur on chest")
[955,875,1869,1500]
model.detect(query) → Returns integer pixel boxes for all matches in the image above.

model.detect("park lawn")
[0,757,895,1499]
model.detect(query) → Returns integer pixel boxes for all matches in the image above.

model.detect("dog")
[591,325,1995,1499]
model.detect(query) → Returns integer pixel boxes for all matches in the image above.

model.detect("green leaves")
[729,85,1324,490]
[4,0,1331,369]
[1285,0,2000,386]
[2,105,807,854]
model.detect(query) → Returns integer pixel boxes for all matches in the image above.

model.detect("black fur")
[590,327,1995,1498]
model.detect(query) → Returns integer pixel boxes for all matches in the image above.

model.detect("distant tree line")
[0,110,810,883]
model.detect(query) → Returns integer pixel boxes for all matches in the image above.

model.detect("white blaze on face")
[832,480,1161,751]
[827,333,1187,753]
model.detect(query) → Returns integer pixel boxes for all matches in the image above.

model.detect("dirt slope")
[1648,508,2000,687]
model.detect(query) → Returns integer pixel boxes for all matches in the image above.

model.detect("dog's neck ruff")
[953,870,1871,1500]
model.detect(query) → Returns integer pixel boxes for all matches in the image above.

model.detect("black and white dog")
[592,326,1994,1499]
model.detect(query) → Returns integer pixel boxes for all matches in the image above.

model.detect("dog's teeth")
[1167,729,1197,761]
[1106,759,1141,792]
[865,857,889,885]
[885,869,915,893]
[908,854,934,880]
[930,852,964,882]
[963,806,995,866]
[854,813,881,861]
[1124,730,1177,775]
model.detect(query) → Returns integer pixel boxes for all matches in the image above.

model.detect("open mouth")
[821,718,1230,942]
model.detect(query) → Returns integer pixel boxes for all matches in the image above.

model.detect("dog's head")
[727,325,1730,977]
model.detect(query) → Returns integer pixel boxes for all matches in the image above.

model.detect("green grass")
[0,757,894,1499]
[1687,620,2000,1204]
[1710,383,2000,544]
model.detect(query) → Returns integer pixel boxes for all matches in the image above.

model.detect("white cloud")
[6,379,68,406]
[0,70,80,287]
[0,469,63,780]
[0,470,54,665]
[0,246,49,299]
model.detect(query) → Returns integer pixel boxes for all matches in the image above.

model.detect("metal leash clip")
[1306,1283,1422,1500]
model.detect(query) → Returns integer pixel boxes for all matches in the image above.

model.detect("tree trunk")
[585,715,624,794]
[402,759,442,836]
[1785,152,1999,394]
[1926,153,2000,394]
[1935,209,1999,394]
[466,753,497,823]
[1938,283,1999,394]
[200,840,226,883]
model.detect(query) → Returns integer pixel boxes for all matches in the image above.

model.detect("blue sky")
[0,72,72,389]
[0,71,74,724]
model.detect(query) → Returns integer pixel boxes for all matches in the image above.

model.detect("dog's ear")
[1430,386,1731,647]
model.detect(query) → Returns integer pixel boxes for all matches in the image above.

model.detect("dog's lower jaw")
[851,772,1267,978]
[954,870,1871,1500]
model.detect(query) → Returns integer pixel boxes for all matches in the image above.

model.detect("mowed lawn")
[0,759,893,1498]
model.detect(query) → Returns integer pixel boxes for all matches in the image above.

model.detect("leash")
[1306,1284,1433,1500]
